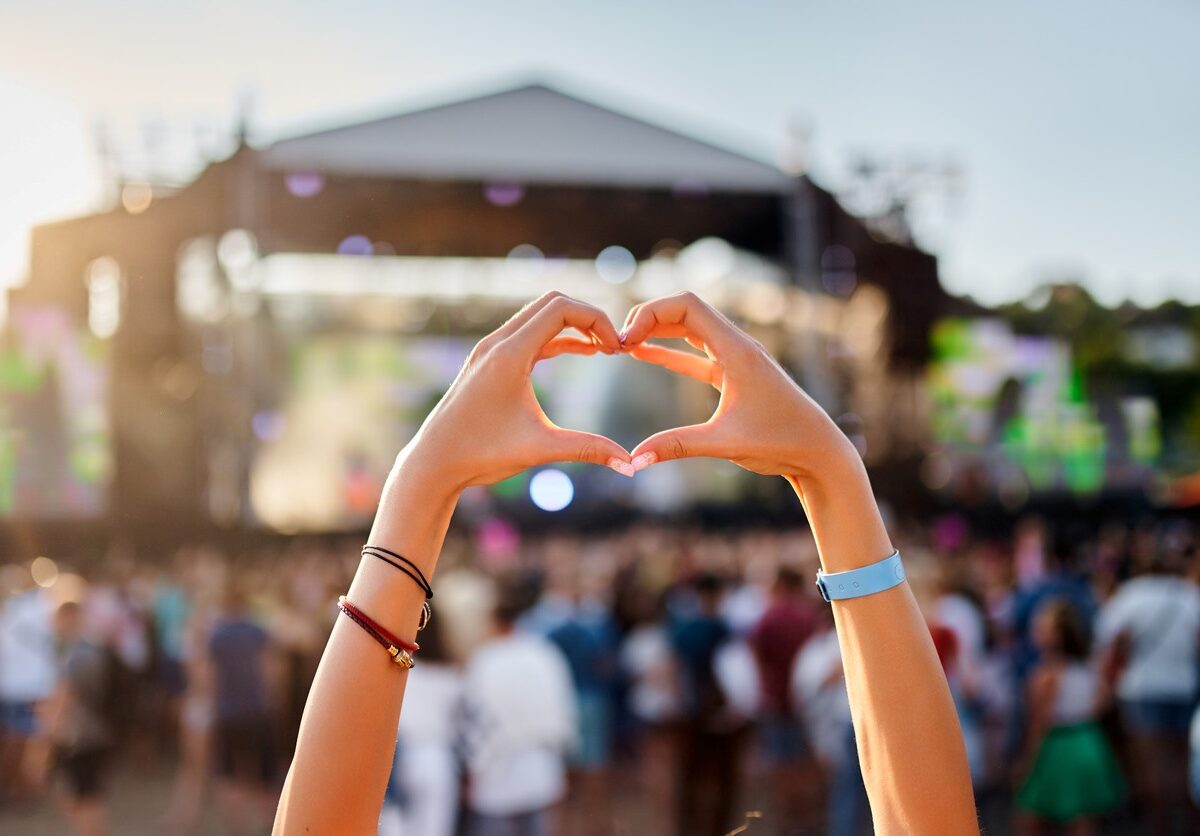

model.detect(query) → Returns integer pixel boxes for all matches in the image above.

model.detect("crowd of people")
[0,512,1198,835]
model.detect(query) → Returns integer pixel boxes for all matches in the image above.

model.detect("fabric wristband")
[815,550,905,602]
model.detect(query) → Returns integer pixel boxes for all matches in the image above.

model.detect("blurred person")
[379,615,462,836]
[274,293,976,835]
[1016,600,1125,834]
[461,586,577,836]
[150,558,192,750]
[78,564,148,747]
[1095,541,1200,834]
[0,566,57,804]
[931,565,989,785]
[161,583,220,834]
[1011,528,1097,686]
[971,616,1017,795]
[210,580,277,836]
[264,564,327,763]
[542,566,620,836]
[33,600,116,836]
[747,566,820,833]
[721,534,771,635]
[669,572,747,836]
[618,586,679,835]
[791,605,865,836]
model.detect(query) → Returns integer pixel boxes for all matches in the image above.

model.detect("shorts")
[215,715,276,785]
[56,746,112,800]
[573,692,612,769]
[472,808,551,836]
[1120,698,1195,735]
[759,714,810,765]
[157,657,187,696]
[0,701,38,737]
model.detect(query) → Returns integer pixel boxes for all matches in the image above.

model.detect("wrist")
[785,451,893,574]
[393,439,468,503]
[367,445,462,572]
[784,431,865,496]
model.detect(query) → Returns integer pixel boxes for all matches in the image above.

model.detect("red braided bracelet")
[337,596,419,668]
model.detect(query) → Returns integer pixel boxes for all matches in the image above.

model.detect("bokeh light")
[218,229,259,273]
[337,235,374,256]
[821,245,858,296]
[30,555,59,588]
[285,171,325,198]
[678,237,735,285]
[86,256,122,339]
[595,245,637,284]
[49,572,87,605]
[529,468,574,512]
[484,182,525,207]
[507,244,544,262]
[120,182,153,214]
[252,410,287,442]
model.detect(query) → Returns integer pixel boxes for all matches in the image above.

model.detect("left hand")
[401,291,635,491]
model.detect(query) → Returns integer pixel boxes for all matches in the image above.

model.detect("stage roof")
[261,83,794,193]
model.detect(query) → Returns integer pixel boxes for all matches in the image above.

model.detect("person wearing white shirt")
[0,583,57,802]
[380,617,463,836]
[461,593,577,836]
[1096,557,1200,834]
[791,611,866,836]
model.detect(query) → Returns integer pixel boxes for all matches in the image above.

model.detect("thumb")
[630,422,724,470]
[544,428,636,477]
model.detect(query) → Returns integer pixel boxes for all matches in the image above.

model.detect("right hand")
[620,292,860,483]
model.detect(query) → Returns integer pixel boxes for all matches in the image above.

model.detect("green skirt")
[1018,722,1126,821]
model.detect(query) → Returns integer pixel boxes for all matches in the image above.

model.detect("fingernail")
[618,330,628,345]
[631,452,657,472]
[607,458,636,478]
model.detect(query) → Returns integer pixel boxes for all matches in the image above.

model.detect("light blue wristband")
[815,550,905,602]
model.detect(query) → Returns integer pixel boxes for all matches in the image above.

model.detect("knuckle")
[466,343,490,366]
[470,335,497,357]
[725,337,759,364]
[545,295,573,316]
[576,439,598,463]
[667,435,687,461]
[490,338,524,365]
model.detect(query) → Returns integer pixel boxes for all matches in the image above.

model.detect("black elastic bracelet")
[362,549,429,597]
[361,545,434,600]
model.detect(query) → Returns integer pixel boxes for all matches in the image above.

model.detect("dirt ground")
[0,754,1150,836]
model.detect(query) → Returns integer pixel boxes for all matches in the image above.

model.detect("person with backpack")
[27,600,116,836]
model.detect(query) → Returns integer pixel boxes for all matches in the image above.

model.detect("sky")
[0,0,1197,306]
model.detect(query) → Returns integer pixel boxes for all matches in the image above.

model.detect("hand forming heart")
[399,291,861,495]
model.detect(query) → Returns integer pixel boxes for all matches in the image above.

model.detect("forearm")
[275,450,460,835]
[790,458,977,835]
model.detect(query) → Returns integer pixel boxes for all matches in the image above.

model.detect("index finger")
[621,292,741,354]
[511,296,622,355]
